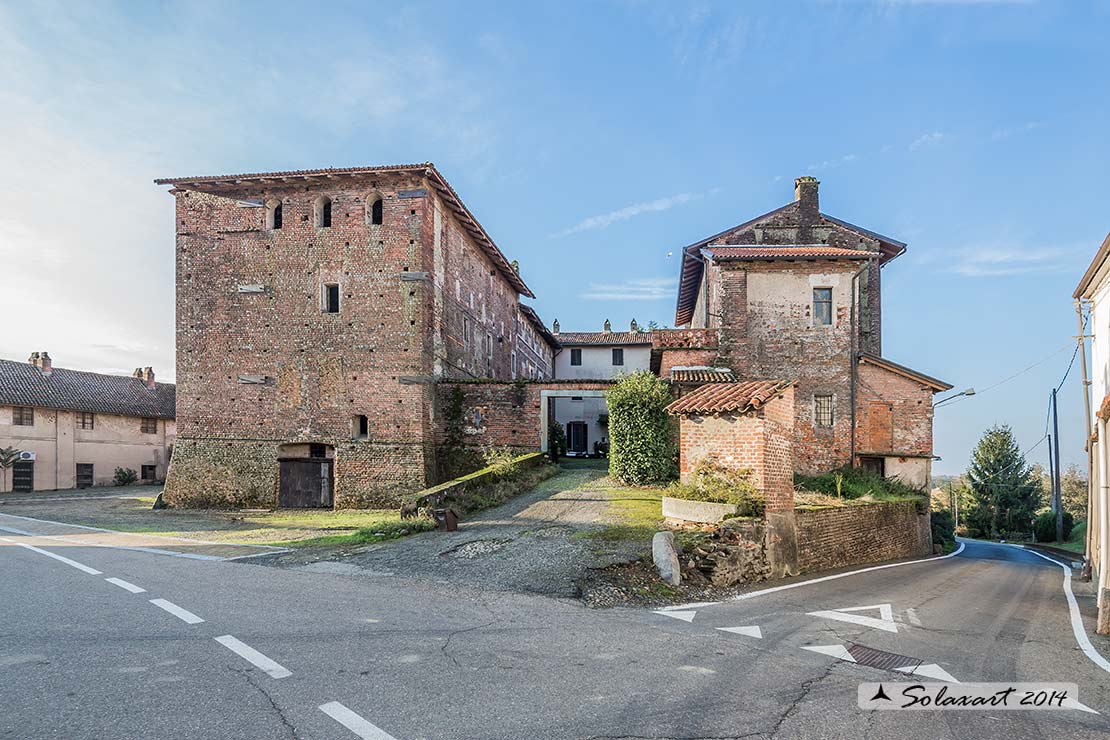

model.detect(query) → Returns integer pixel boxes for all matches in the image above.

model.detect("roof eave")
[1074,231,1110,299]
[858,353,953,392]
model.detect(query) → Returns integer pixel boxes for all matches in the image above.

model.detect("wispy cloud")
[990,121,1044,140]
[808,153,859,171]
[579,278,678,301]
[553,189,720,237]
[938,244,1087,277]
[909,131,945,150]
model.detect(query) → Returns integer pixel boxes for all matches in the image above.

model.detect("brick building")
[669,176,950,486]
[0,353,175,492]
[155,163,548,508]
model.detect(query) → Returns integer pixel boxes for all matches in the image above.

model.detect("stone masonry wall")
[795,501,932,573]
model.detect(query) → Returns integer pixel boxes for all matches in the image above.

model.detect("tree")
[966,425,1042,538]
[1060,463,1088,521]
[0,446,20,493]
[606,371,677,485]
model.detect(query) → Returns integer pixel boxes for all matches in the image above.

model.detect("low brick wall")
[795,501,932,573]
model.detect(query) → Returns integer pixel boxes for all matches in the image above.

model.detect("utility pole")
[1053,388,1064,543]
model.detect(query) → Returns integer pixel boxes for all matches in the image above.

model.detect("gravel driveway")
[279,464,645,598]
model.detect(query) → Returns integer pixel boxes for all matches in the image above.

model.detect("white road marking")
[105,577,146,593]
[808,603,898,633]
[662,542,966,612]
[215,635,292,679]
[319,701,397,740]
[653,609,697,623]
[717,626,763,638]
[894,663,960,683]
[0,537,102,575]
[801,644,856,662]
[1019,546,1110,675]
[149,599,205,624]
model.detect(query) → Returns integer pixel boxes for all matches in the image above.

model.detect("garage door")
[278,459,333,508]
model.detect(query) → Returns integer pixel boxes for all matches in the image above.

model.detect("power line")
[939,342,1074,411]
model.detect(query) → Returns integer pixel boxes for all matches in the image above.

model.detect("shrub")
[547,422,567,460]
[931,508,955,549]
[1033,508,1074,543]
[482,446,520,481]
[666,456,764,515]
[794,466,924,502]
[606,371,677,485]
[114,467,138,486]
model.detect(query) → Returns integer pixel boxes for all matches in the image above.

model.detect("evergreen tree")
[966,425,1041,537]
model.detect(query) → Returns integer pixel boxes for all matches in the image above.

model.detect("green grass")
[276,518,437,547]
[1057,520,1086,554]
[794,467,926,505]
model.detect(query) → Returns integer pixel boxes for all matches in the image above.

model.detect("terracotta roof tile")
[670,367,737,383]
[554,331,653,346]
[0,359,176,419]
[705,246,875,261]
[666,380,791,415]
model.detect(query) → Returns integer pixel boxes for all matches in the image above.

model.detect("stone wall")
[795,501,932,572]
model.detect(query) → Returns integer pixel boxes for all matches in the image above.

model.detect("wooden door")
[279,459,333,508]
[868,402,894,453]
[12,461,33,492]
[567,422,588,454]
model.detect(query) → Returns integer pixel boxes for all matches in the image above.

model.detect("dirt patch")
[439,539,511,559]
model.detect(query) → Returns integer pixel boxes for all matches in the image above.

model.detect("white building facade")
[1076,230,1110,634]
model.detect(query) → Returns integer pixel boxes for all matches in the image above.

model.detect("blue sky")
[1,0,1108,475]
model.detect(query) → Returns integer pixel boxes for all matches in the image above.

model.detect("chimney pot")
[29,351,52,375]
[603,319,611,334]
[552,319,560,335]
[134,367,155,388]
[630,318,639,333]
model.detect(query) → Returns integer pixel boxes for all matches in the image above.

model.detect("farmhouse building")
[0,353,176,492]
[155,163,548,509]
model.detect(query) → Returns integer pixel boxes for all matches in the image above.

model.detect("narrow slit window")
[267,201,282,230]
[354,415,369,439]
[814,394,834,427]
[323,283,340,313]
[273,203,282,229]
[370,197,383,225]
[315,196,332,228]
[813,288,833,326]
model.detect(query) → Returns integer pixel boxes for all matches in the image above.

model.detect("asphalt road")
[2,523,1109,739]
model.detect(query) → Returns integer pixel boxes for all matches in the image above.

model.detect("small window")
[323,283,340,313]
[76,464,94,489]
[612,348,624,366]
[315,196,332,228]
[354,415,369,439]
[141,464,157,481]
[266,200,282,230]
[369,196,383,225]
[814,394,834,427]
[13,407,34,426]
[310,443,327,459]
[76,412,95,430]
[813,288,833,326]
[570,348,582,366]
[141,417,158,434]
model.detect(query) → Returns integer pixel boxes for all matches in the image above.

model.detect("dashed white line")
[215,635,292,679]
[0,537,102,575]
[105,577,146,593]
[150,598,205,624]
[319,701,397,740]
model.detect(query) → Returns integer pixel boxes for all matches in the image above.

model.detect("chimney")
[603,319,611,334]
[133,366,156,389]
[630,318,639,332]
[794,176,819,211]
[29,351,52,376]
[552,319,560,335]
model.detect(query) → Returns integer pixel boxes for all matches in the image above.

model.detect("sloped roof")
[154,163,534,298]
[0,360,176,418]
[554,331,653,346]
[670,367,737,383]
[858,353,952,392]
[1075,230,1110,299]
[704,245,875,261]
[667,379,792,415]
[674,200,906,326]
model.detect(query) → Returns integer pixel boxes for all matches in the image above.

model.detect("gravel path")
[281,465,644,598]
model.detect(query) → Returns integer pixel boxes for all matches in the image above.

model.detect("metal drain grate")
[847,643,921,672]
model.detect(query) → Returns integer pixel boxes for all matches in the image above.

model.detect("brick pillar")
[761,387,798,578]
